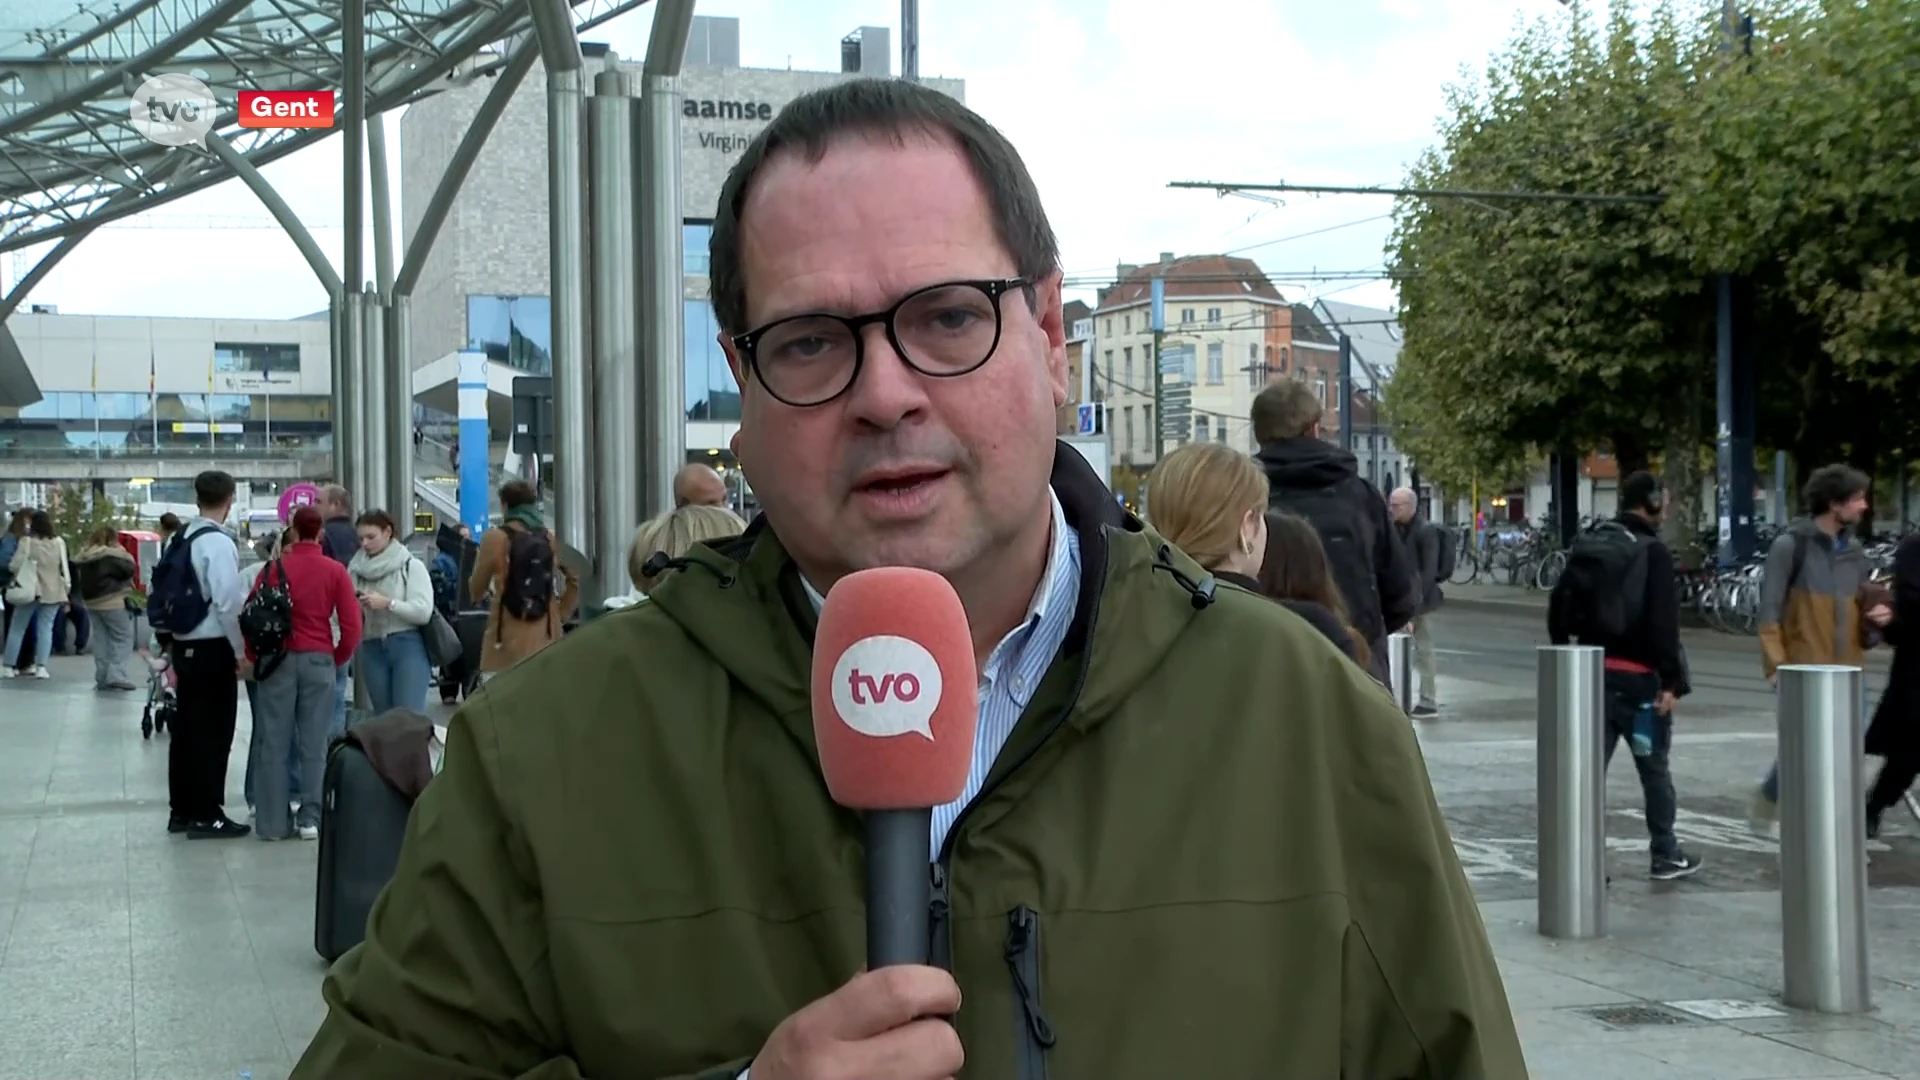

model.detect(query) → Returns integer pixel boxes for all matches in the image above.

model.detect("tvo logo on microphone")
[830,635,944,741]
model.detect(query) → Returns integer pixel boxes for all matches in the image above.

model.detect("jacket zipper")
[1004,906,1056,1080]
[927,863,952,970]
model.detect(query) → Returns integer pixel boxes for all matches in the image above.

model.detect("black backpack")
[147,525,220,636]
[240,560,296,679]
[1555,521,1651,641]
[1269,481,1382,640]
[1435,525,1458,582]
[499,524,557,625]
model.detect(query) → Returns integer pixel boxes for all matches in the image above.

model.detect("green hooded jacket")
[295,447,1526,1080]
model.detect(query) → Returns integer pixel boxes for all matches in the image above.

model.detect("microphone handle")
[864,808,933,969]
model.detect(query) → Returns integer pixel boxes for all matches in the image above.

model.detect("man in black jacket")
[1548,470,1702,881]
[1250,379,1416,678]
[319,484,359,568]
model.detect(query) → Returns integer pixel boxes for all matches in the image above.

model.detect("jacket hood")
[73,544,133,564]
[641,442,1221,758]
[1255,437,1361,488]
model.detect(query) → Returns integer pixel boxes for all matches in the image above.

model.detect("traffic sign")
[277,482,321,522]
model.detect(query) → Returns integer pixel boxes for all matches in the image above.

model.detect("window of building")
[683,299,741,421]
[1181,308,1194,325]
[1123,346,1134,385]
[1143,404,1153,451]
[1248,344,1262,389]
[1195,415,1210,444]
[466,294,553,374]
[1206,341,1223,385]
[1281,346,1290,369]
[1206,307,1221,325]
[683,221,714,277]
[1123,314,1131,334]
[213,341,301,375]
[1314,373,1328,407]
[1122,406,1134,452]
[1265,344,1276,373]
[1104,317,1112,336]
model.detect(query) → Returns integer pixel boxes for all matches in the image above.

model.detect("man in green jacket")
[295,79,1525,1080]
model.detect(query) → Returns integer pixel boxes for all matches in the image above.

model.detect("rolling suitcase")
[314,739,415,963]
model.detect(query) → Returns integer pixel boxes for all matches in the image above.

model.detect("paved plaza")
[0,590,1916,1078]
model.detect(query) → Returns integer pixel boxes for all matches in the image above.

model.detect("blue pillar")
[458,350,490,531]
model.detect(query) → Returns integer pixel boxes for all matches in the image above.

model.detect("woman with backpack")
[73,526,139,690]
[244,507,362,840]
[2,510,71,680]
[470,480,578,683]
[348,510,435,713]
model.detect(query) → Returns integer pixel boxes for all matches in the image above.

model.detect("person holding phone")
[347,510,434,714]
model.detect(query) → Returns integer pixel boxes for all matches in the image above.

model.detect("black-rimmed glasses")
[731,278,1031,407]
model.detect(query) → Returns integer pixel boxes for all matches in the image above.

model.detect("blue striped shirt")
[803,490,1082,855]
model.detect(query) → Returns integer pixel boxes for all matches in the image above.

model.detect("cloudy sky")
[4,0,1576,320]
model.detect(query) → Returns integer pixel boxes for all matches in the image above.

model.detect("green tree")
[48,484,138,552]
[1389,0,1920,528]
[1387,2,1714,492]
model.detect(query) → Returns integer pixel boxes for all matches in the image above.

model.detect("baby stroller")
[139,649,177,740]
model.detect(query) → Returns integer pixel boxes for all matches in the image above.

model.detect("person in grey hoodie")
[73,526,138,690]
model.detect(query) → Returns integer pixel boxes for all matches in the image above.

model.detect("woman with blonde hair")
[608,504,748,609]
[1146,442,1364,664]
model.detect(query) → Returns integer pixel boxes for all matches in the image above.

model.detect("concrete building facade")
[398,16,964,455]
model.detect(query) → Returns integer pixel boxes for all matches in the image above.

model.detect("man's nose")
[843,325,930,429]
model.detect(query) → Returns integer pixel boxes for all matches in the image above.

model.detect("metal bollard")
[1387,632,1415,714]
[1537,645,1606,940]
[1777,664,1871,1013]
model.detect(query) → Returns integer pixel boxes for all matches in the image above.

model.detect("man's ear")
[1034,269,1069,407]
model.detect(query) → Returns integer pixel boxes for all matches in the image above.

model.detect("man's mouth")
[855,468,949,495]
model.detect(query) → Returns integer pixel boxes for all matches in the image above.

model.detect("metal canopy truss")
[0,0,651,256]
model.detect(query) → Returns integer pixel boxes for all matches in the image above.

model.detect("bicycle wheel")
[1534,550,1568,591]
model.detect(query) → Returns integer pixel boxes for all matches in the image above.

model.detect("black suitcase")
[314,739,415,963]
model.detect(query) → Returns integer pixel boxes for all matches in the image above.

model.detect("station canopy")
[0,0,650,256]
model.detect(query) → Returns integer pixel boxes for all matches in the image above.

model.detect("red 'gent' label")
[238,90,336,129]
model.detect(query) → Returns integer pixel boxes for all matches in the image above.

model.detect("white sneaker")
[297,824,319,841]
[0,669,14,679]
[31,665,49,679]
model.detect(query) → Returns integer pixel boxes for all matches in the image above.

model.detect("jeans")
[51,602,88,654]
[3,602,56,668]
[1602,669,1680,862]
[358,630,430,714]
[249,652,336,839]
[168,637,239,823]
[89,604,134,687]
[332,662,349,740]
[242,679,300,812]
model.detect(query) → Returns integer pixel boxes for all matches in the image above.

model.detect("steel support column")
[1337,333,1353,451]
[367,111,397,299]
[590,68,640,603]
[638,0,696,519]
[339,293,365,499]
[387,294,414,529]
[361,290,390,520]
[532,0,591,557]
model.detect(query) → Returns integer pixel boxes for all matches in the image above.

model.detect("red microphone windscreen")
[812,567,978,810]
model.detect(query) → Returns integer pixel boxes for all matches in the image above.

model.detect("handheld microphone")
[812,567,978,969]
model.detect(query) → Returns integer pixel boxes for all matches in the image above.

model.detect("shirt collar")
[800,489,1075,665]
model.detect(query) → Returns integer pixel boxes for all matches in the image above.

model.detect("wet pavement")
[0,594,1915,1079]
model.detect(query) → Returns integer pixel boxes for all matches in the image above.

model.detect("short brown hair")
[708,78,1059,336]
[499,480,537,510]
[1250,379,1322,443]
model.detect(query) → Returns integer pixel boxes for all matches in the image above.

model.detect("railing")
[0,443,329,460]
